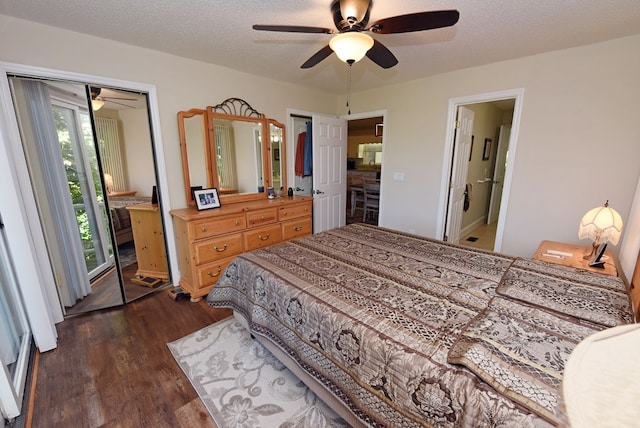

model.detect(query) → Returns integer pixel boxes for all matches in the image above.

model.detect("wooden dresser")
[171,196,313,302]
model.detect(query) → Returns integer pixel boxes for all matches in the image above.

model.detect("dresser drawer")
[196,257,235,289]
[194,233,243,265]
[281,217,312,240]
[279,201,312,220]
[192,214,245,240]
[244,224,282,251]
[246,208,278,228]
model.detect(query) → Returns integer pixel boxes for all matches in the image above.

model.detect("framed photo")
[375,123,384,137]
[482,138,492,160]
[190,185,203,202]
[589,242,608,267]
[194,188,221,210]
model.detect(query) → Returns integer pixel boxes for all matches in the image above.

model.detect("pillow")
[448,296,601,425]
[496,258,633,328]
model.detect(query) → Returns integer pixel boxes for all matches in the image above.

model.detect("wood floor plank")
[30,291,232,427]
[174,399,217,428]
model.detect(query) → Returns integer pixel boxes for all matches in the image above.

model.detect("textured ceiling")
[2,0,640,94]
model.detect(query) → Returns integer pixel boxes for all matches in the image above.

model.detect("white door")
[312,114,347,234]
[445,106,474,244]
[488,125,511,225]
[0,222,31,420]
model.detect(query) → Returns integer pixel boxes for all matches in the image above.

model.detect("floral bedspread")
[207,224,631,427]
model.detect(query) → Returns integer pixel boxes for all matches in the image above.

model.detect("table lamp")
[104,173,114,194]
[578,200,623,260]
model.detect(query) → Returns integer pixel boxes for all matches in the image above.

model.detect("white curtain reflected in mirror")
[214,120,238,192]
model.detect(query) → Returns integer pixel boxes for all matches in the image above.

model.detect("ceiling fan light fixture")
[91,98,104,111]
[329,32,374,65]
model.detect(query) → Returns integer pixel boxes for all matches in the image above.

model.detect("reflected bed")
[207,224,633,427]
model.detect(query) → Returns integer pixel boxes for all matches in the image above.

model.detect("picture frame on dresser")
[194,188,221,210]
[589,243,608,267]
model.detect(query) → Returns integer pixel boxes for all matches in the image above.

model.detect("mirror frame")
[179,99,286,206]
[177,108,212,206]
[268,119,287,197]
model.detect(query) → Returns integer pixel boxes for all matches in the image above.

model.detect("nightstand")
[533,240,617,276]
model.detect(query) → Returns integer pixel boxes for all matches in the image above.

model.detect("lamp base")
[583,241,598,260]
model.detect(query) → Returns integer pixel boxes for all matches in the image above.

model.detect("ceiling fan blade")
[103,96,138,101]
[368,10,459,34]
[252,24,333,34]
[366,39,398,69]
[301,45,334,69]
[105,99,136,108]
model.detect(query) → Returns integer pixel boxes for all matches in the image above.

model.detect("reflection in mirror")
[178,109,209,205]
[213,119,263,195]
[269,120,286,194]
[9,77,170,317]
[178,98,287,205]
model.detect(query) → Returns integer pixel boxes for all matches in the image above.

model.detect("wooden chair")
[362,181,380,222]
[348,175,365,217]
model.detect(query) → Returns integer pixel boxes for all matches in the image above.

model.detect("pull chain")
[346,64,352,115]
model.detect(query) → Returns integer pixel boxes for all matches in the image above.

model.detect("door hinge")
[455,120,460,129]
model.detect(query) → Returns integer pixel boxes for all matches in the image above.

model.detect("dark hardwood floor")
[29,290,232,427]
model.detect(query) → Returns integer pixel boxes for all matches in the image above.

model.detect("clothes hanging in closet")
[295,120,313,177]
[295,131,306,177]
[303,121,312,176]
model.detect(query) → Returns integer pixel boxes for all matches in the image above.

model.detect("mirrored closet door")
[8,76,170,316]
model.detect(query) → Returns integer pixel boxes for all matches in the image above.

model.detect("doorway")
[288,111,348,234]
[7,76,170,316]
[439,89,524,252]
[346,116,383,225]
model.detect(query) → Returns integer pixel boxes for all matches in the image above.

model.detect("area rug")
[167,317,348,428]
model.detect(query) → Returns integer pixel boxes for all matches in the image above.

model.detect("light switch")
[393,172,405,182]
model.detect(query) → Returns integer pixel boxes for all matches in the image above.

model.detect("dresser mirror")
[178,108,211,201]
[178,98,286,206]
[269,119,286,194]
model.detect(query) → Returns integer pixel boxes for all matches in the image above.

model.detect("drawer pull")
[258,233,271,241]
[260,215,265,220]
[282,212,288,216]
[202,226,208,232]
[214,243,228,252]
[293,226,303,232]
[235,220,240,226]
[207,267,222,278]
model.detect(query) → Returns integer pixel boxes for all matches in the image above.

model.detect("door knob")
[314,189,325,195]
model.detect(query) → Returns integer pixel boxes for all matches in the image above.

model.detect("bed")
[206,223,634,427]
[108,196,151,245]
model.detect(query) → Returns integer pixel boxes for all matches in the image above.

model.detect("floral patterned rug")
[167,317,347,428]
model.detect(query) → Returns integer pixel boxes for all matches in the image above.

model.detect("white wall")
[344,35,640,257]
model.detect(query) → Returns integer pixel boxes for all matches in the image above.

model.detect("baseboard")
[460,216,487,238]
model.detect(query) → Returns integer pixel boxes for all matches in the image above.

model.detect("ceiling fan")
[252,0,459,69]
[90,86,139,110]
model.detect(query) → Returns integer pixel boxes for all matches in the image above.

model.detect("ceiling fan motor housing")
[331,0,371,32]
